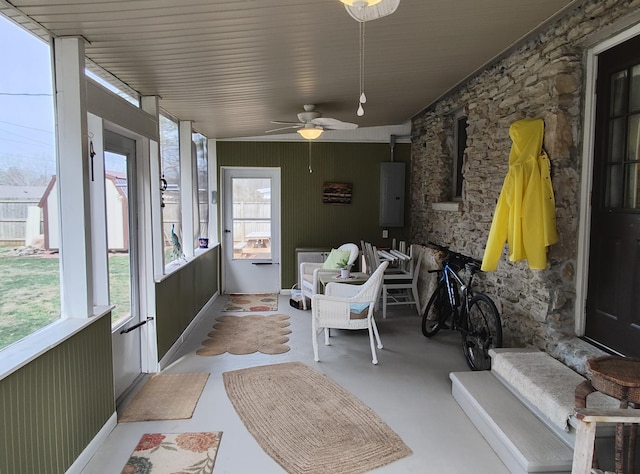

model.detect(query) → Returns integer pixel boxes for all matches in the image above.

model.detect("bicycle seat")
[465,261,482,274]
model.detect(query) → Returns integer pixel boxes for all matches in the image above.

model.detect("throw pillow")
[350,303,370,314]
[322,248,351,269]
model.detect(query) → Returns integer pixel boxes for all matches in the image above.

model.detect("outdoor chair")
[311,261,389,365]
[299,243,359,310]
[381,250,422,319]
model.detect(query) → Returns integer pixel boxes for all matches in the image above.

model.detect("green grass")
[0,254,60,349]
[108,253,131,325]
[0,251,131,350]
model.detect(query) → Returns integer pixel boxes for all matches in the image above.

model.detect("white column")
[207,138,218,244]
[141,96,164,277]
[53,36,93,318]
[140,96,160,371]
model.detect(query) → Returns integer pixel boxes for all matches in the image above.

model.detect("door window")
[232,178,272,260]
[104,151,133,326]
[603,64,640,209]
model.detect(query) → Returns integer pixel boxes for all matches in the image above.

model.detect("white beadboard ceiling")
[1,0,578,140]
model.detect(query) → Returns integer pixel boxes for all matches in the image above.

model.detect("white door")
[104,131,143,399]
[222,167,281,293]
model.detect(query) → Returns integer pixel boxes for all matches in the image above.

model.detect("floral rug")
[121,432,222,474]
[222,293,278,312]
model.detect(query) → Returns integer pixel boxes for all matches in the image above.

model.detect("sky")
[0,14,56,179]
[0,15,129,180]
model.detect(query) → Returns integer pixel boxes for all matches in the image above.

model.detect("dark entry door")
[585,35,640,357]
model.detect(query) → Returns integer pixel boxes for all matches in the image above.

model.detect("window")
[85,66,139,106]
[453,115,468,199]
[193,132,209,245]
[232,178,272,260]
[0,15,59,350]
[159,114,181,266]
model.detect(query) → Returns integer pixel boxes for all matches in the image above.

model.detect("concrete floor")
[80,294,509,473]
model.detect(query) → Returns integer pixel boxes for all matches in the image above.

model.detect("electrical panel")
[379,162,405,227]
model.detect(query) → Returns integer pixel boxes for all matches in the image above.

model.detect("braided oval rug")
[223,361,412,474]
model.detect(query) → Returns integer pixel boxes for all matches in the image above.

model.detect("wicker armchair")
[311,261,389,365]
[299,243,360,310]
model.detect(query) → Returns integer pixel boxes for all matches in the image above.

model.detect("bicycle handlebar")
[426,241,482,271]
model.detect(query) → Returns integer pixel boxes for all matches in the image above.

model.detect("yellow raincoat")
[481,119,559,271]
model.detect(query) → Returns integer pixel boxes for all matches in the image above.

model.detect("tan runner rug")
[196,314,291,356]
[119,373,209,422]
[121,432,222,474]
[222,293,278,312]
[223,362,412,474]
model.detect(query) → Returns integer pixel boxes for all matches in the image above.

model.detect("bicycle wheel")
[461,294,502,370]
[421,281,453,337]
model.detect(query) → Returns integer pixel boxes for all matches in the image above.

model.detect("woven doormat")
[223,362,412,473]
[121,432,222,474]
[119,373,209,422]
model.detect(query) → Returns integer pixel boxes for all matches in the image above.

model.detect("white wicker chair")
[299,243,360,310]
[311,261,389,365]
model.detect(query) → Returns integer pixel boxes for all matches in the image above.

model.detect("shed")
[40,173,128,251]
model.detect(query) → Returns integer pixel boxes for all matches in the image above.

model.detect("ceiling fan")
[266,104,358,139]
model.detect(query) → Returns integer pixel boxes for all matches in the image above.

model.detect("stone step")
[450,371,574,474]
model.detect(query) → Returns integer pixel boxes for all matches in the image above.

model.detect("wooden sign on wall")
[323,182,352,204]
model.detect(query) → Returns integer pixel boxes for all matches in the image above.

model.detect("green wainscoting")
[155,247,219,359]
[217,141,411,288]
[0,315,114,474]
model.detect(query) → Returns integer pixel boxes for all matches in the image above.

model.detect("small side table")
[575,355,640,474]
[318,272,369,294]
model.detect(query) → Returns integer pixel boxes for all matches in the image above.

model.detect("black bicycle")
[421,243,502,370]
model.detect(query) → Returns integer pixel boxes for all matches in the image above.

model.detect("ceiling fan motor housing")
[298,111,321,123]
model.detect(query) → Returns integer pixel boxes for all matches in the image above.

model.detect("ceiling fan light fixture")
[340,0,383,7]
[297,127,323,140]
[344,0,399,22]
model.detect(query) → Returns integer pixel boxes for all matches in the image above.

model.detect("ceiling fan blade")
[312,117,358,130]
[270,120,303,125]
[265,124,303,133]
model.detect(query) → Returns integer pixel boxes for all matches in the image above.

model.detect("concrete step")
[450,371,574,474]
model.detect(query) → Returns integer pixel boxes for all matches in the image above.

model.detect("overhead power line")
[0,92,52,97]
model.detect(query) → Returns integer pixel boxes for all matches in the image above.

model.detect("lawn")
[0,250,130,350]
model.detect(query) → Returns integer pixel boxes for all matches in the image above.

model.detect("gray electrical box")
[379,162,405,227]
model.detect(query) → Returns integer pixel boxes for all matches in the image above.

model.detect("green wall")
[155,247,219,359]
[0,315,114,474]
[217,141,411,288]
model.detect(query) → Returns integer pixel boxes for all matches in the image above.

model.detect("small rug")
[196,314,291,356]
[119,373,209,422]
[223,362,412,474]
[121,432,222,474]
[222,293,278,312]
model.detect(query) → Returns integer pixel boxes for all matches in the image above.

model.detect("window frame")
[453,112,468,201]
[159,113,182,269]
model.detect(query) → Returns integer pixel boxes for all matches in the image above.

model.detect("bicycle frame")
[441,262,475,329]
[422,242,503,370]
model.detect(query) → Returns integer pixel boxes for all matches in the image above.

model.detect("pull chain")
[357,21,366,117]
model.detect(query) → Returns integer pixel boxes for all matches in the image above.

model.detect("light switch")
[382,229,389,239]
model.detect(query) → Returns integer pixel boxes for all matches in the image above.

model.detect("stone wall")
[410,0,640,370]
